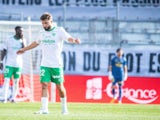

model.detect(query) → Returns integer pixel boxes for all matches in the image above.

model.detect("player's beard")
[44,25,51,31]
[17,33,23,39]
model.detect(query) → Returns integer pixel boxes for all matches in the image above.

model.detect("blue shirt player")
[108,48,128,104]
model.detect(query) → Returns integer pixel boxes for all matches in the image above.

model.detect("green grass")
[0,102,160,120]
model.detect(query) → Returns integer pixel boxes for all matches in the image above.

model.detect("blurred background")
[0,0,160,104]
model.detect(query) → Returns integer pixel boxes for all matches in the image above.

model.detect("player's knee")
[57,85,66,97]
[59,86,65,93]
[112,85,116,89]
[4,78,10,85]
[41,83,48,90]
[14,79,19,84]
[118,82,123,87]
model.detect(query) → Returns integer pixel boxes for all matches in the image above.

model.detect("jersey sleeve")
[109,59,112,66]
[123,57,127,66]
[35,31,43,44]
[110,56,116,66]
[0,39,8,50]
[59,27,72,42]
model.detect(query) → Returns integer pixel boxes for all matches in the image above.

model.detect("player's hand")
[0,63,3,70]
[17,49,25,54]
[74,38,81,44]
[108,71,114,81]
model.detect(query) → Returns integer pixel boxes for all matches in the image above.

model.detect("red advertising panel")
[0,74,159,104]
[0,74,31,102]
[56,75,160,104]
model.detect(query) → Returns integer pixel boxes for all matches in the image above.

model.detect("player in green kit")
[0,26,26,103]
[17,12,81,114]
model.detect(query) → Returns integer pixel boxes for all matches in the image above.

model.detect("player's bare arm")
[108,65,112,72]
[0,49,7,70]
[17,41,39,54]
[0,49,7,61]
[68,37,81,44]
[124,65,128,73]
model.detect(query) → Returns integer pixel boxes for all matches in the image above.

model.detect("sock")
[118,85,122,101]
[112,88,116,99]
[3,78,10,101]
[60,97,68,112]
[12,79,19,101]
[41,97,48,112]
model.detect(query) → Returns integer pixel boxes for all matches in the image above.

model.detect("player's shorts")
[40,66,64,84]
[112,76,123,86]
[4,66,22,79]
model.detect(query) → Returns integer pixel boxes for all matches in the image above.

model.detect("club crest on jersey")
[52,33,56,36]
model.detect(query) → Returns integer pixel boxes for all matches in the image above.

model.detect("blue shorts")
[112,77,123,86]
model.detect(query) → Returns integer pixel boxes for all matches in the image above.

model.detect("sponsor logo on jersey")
[115,63,122,67]
[12,46,21,50]
[42,39,55,44]
[52,33,56,36]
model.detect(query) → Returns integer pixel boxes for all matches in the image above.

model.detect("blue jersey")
[110,55,127,80]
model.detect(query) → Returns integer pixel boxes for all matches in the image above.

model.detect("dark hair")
[15,26,22,31]
[116,48,122,53]
[40,12,53,21]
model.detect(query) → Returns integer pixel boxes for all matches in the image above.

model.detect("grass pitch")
[0,102,160,120]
